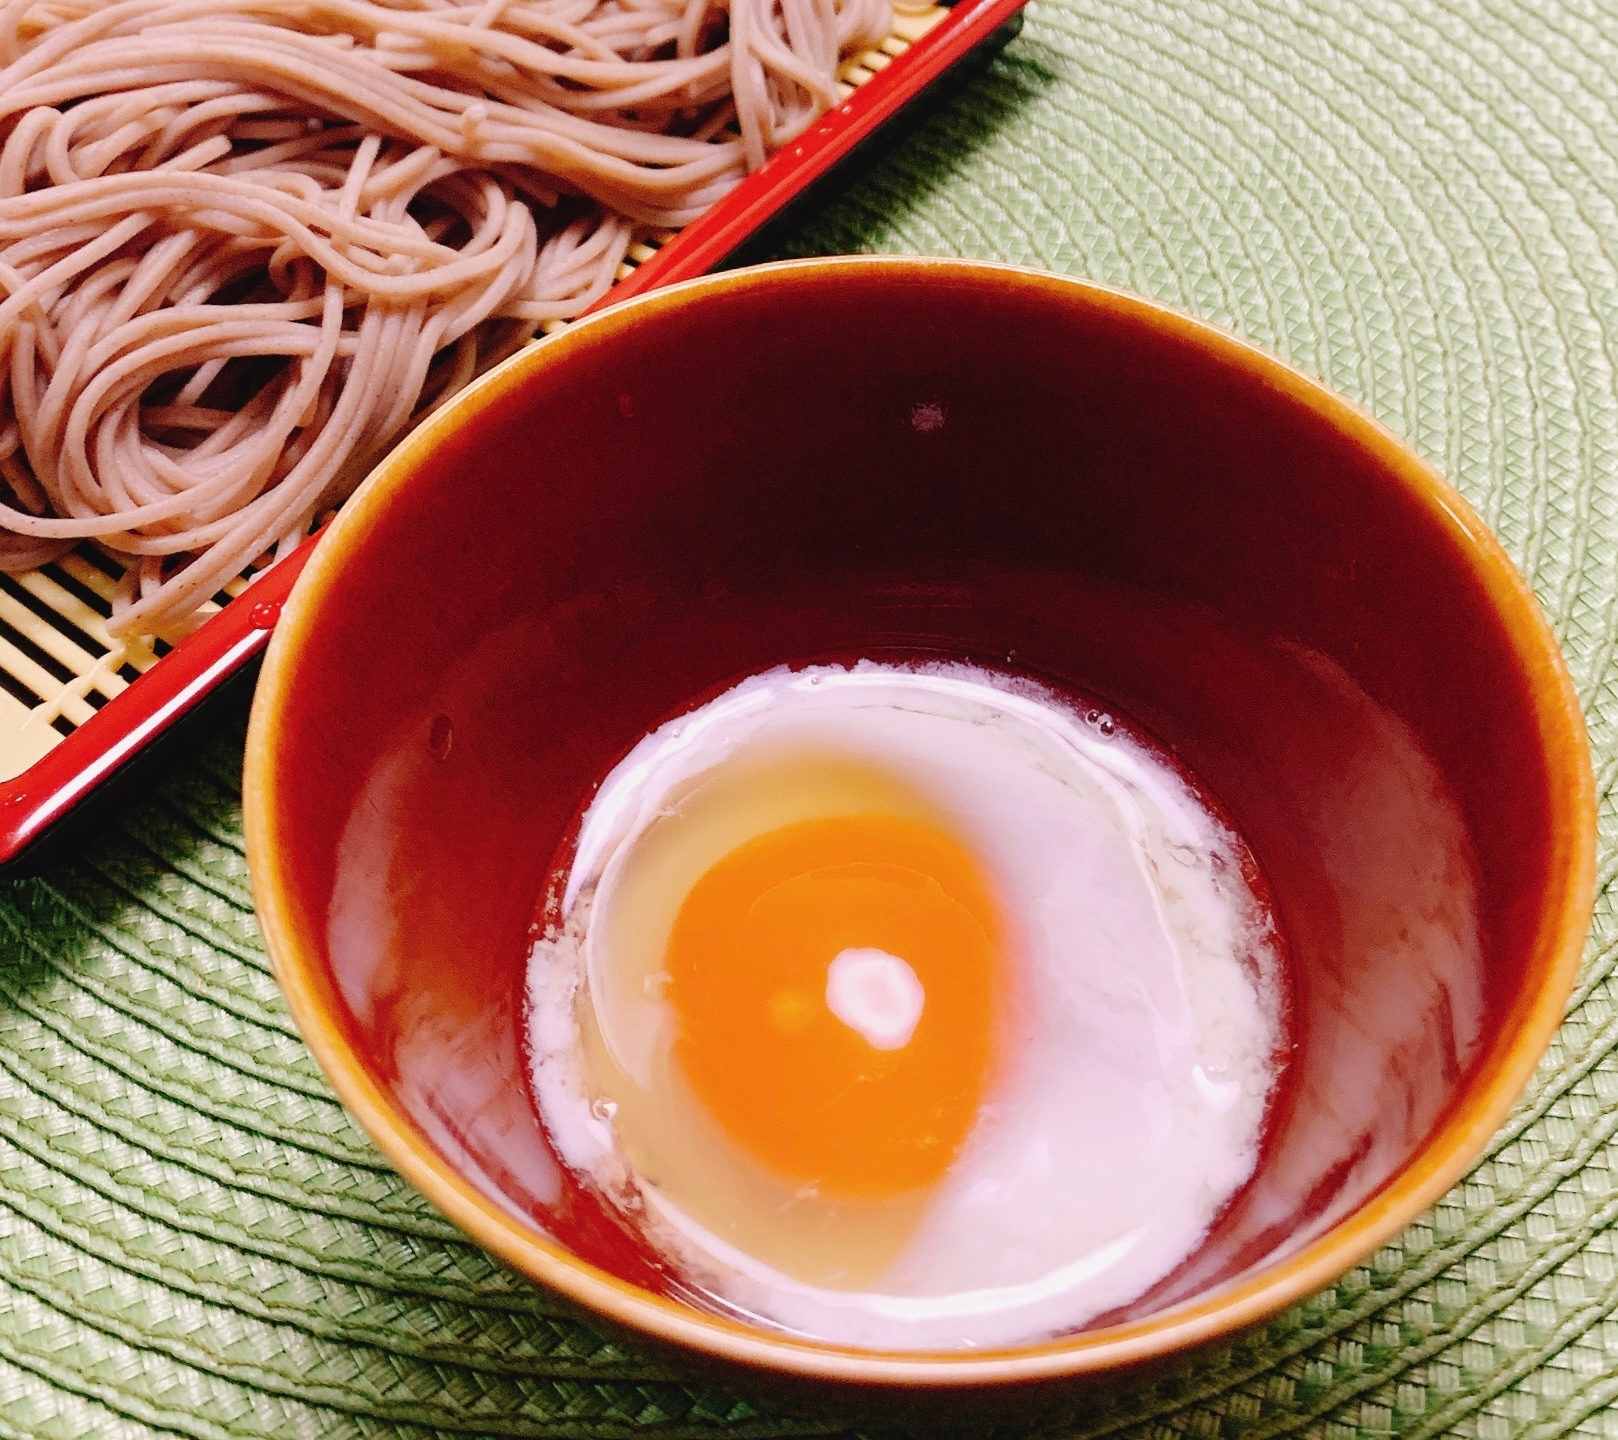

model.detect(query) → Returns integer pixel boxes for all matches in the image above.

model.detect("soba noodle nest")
[0,0,896,637]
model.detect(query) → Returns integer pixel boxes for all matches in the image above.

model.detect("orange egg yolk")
[665,813,1003,1199]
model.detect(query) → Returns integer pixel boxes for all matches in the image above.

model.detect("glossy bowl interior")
[244,257,1595,1388]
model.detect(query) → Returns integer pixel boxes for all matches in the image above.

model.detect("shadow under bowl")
[243,256,1595,1394]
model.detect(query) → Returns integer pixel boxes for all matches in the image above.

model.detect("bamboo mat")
[2,0,1617,1434]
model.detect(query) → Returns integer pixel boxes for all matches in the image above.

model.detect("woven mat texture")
[3,0,1617,1434]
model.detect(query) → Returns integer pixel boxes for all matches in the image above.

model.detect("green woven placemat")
[3,0,1617,1433]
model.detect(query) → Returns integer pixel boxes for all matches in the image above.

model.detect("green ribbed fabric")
[3,0,1617,1433]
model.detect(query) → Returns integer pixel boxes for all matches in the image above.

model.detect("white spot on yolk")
[825,947,926,1051]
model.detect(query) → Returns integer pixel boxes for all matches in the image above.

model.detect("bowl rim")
[243,254,1597,1387]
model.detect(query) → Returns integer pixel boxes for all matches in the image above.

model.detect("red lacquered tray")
[0,0,1026,864]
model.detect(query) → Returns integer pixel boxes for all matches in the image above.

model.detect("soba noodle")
[0,0,894,636]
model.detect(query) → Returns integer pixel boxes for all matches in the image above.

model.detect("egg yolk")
[665,813,1003,1199]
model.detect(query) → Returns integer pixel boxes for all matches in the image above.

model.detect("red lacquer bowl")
[243,258,1595,1394]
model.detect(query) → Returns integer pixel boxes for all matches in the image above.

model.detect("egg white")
[526,661,1285,1350]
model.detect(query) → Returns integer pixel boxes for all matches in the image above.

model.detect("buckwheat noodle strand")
[0,0,896,636]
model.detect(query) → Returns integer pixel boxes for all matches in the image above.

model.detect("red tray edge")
[0,0,1028,864]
